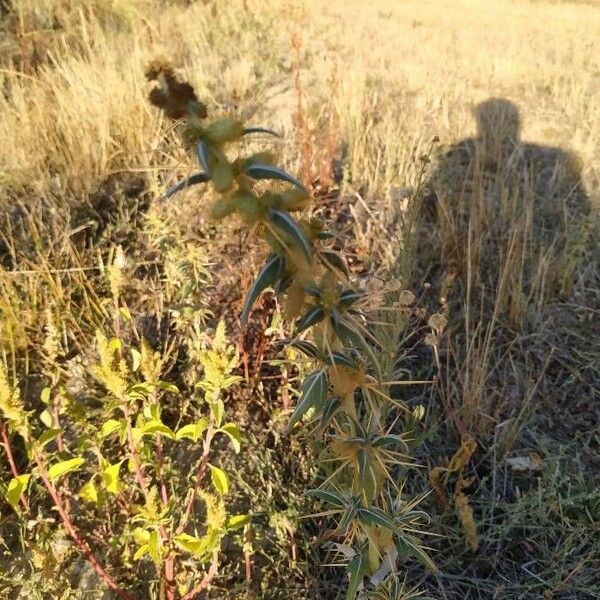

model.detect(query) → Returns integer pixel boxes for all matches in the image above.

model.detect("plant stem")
[34,454,135,600]
[181,549,219,600]
[0,419,29,510]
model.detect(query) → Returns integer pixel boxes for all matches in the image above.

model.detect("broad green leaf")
[142,419,175,439]
[306,488,346,509]
[48,457,85,482]
[37,428,61,449]
[6,474,30,510]
[217,423,242,453]
[99,419,123,439]
[155,381,180,394]
[241,254,284,324]
[287,369,328,431]
[268,209,313,262]
[173,532,205,555]
[209,464,229,495]
[346,544,369,600]
[131,348,141,372]
[294,306,325,334]
[133,527,150,546]
[79,479,98,504]
[226,514,251,530]
[39,408,53,428]
[102,460,124,494]
[40,387,51,405]
[164,172,209,200]
[175,419,208,442]
[246,164,307,192]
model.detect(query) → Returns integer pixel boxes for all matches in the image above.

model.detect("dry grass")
[0,0,599,598]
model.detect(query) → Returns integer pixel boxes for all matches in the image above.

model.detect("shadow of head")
[473,97,521,148]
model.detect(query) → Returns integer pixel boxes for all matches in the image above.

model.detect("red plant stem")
[123,408,176,600]
[0,419,29,510]
[175,427,213,536]
[181,550,219,600]
[34,454,135,600]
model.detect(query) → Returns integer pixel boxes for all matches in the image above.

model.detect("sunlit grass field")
[1,0,599,598]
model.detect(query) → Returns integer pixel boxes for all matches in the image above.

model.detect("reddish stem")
[34,454,135,600]
[0,419,29,510]
[181,550,219,600]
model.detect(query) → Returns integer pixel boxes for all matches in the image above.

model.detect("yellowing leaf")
[142,419,175,439]
[48,458,85,482]
[99,418,122,439]
[39,408,53,428]
[6,474,30,510]
[226,514,251,530]
[148,530,161,565]
[133,544,148,561]
[175,419,208,442]
[102,461,124,494]
[40,387,51,405]
[209,464,229,495]
[455,475,478,551]
[133,527,151,546]
[79,479,98,504]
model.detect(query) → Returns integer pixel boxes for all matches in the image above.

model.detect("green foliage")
[151,65,431,598]
[1,313,245,598]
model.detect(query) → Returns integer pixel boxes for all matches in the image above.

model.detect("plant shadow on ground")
[401,97,600,600]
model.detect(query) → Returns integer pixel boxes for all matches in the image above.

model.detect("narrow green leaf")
[196,140,211,175]
[226,514,251,530]
[148,530,161,566]
[164,172,209,200]
[48,458,85,482]
[243,126,280,137]
[319,249,350,277]
[294,306,325,334]
[246,164,306,191]
[288,339,321,358]
[306,488,346,509]
[241,254,284,324]
[372,434,408,450]
[346,545,369,600]
[133,544,149,561]
[268,209,313,261]
[338,289,361,309]
[338,504,358,534]
[209,464,229,495]
[395,534,437,572]
[6,474,30,510]
[357,506,398,532]
[318,397,341,428]
[324,351,357,370]
[287,369,328,431]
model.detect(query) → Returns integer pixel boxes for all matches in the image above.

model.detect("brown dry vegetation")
[0,0,599,598]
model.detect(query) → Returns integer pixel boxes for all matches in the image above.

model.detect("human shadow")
[418,97,592,313]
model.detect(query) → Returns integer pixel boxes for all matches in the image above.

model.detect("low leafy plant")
[148,61,433,597]
[1,298,246,599]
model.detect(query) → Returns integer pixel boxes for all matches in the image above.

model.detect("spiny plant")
[148,60,434,597]
[1,250,247,599]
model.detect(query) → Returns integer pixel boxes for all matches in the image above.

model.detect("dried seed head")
[146,59,207,120]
